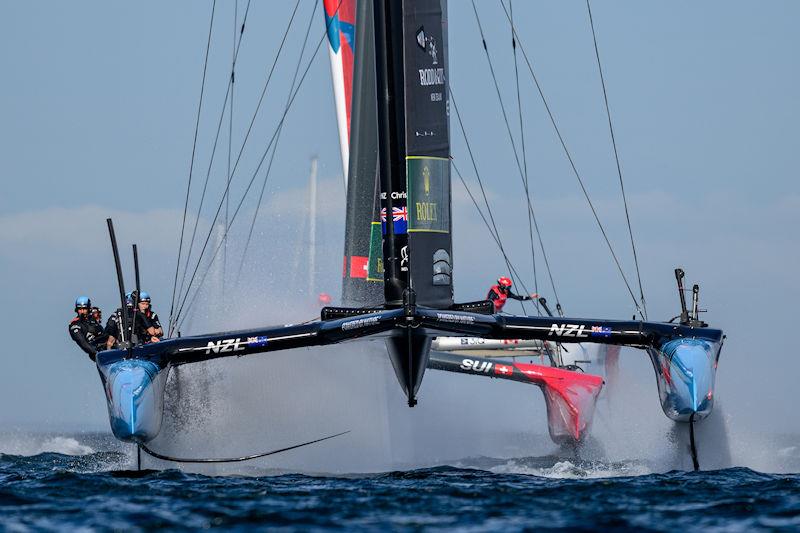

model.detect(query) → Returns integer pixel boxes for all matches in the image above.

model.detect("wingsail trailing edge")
[91,1,724,465]
[323,0,356,187]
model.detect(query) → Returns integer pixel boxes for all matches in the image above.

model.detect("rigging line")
[236,0,319,282]
[451,88,520,309]
[224,0,238,299]
[168,0,217,334]
[586,0,647,319]
[452,160,535,296]
[173,18,331,330]
[217,0,304,206]
[222,0,239,305]
[172,0,295,334]
[170,0,254,335]
[498,0,643,318]
[509,0,539,315]
[471,0,560,312]
[175,0,285,318]
[450,87,533,312]
[173,0,344,328]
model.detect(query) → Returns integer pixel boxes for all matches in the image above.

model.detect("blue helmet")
[75,296,91,311]
[139,291,151,303]
[125,292,134,307]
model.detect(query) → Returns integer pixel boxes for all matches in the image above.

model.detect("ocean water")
[1,433,799,531]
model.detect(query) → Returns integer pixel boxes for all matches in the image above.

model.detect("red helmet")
[497,277,512,288]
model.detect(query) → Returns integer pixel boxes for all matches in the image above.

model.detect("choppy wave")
[1,447,799,530]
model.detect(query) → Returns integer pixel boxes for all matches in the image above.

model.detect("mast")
[373,0,407,306]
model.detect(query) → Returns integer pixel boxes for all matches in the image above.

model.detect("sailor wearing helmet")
[68,296,104,360]
[136,291,162,338]
[487,277,537,313]
[104,291,158,349]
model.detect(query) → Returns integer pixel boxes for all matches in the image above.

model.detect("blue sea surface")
[2,438,800,532]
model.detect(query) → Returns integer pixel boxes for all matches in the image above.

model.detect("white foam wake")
[0,434,95,456]
[489,459,652,479]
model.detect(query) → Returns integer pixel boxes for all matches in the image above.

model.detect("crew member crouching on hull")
[487,277,537,313]
[105,292,159,349]
[68,296,105,361]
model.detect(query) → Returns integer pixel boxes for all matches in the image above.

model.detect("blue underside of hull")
[650,338,720,422]
[99,359,166,443]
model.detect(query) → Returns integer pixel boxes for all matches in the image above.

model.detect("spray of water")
[134,179,799,476]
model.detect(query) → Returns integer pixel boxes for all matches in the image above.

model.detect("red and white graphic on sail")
[323,0,356,185]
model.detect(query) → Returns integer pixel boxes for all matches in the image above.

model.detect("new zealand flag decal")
[247,336,269,348]
[380,206,408,235]
[590,326,612,338]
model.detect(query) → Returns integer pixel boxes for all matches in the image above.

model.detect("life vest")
[488,284,507,312]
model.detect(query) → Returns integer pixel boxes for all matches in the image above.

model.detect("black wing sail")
[342,0,384,306]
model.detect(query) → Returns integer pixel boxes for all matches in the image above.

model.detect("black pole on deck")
[538,297,554,318]
[130,244,142,348]
[133,244,142,295]
[675,268,689,325]
[107,219,130,349]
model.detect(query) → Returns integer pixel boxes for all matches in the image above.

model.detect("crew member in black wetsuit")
[91,306,102,325]
[105,292,159,349]
[137,291,163,338]
[68,296,104,361]
[487,277,537,313]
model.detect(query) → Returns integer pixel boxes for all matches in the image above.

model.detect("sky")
[0,1,798,463]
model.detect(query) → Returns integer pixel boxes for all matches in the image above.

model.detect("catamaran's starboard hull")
[98,359,168,443]
[649,338,721,422]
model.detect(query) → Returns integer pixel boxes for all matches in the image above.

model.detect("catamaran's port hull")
[98,359,168,443]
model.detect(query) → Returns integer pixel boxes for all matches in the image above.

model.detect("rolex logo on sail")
[416,201,438,222]
[423,165,431,195]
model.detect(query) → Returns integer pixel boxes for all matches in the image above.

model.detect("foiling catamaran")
[95,0,723,470]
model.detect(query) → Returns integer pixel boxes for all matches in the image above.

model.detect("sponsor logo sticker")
[341,316,380,332]
[436,313,475,325]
